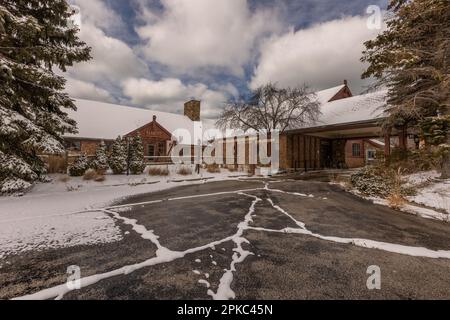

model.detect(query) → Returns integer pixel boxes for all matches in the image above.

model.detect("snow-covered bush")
[0,151,37,194]
[351,166,415,198]
[108,137,127,175]
[0,177,32,194]
[68,154,90,177]
[91,141,109,174]
[129,136,145,175]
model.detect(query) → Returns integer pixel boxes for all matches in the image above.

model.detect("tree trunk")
[441,135,450,179]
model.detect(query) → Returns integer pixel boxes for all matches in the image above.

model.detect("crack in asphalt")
[12,181,450,300]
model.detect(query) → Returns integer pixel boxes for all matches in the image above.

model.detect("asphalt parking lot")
[2,179,450,300]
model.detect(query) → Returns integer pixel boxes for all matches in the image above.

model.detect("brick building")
[219,81,416,171]
[63,99,203,162]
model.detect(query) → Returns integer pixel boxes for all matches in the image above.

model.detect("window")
[65,140,81,151]
[367,150,376,160]
[148,145,155,157]
[158,142,165,156]
[352,143,361,157]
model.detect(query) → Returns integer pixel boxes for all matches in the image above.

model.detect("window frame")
[352,143,361,157]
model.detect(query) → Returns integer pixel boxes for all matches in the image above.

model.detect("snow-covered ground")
[0,165,246,259]
[405,171,450,214]
[351,170,450,222]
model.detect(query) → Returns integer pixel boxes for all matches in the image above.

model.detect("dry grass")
[148,166,170,176]
[83,169,97,181]
[330,173,352,189]
[387,193,406,209]
[177,166,192,176]
[94,174,106,182]
[58,175,71,183]
[227,166,238,173]
[207,164,221,174]
[387,168,407,209]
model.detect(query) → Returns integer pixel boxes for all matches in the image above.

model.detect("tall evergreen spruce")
[109,137,127,175]
[361,0,450,176]
[129,136,145,175]
[0,0,91,192]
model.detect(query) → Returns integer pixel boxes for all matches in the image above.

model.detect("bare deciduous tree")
[216,83,320,133]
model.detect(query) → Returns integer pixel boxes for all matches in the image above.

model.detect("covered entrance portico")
[281,120,408,171]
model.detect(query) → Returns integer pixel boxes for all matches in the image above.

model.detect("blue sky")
[66,0,388,118]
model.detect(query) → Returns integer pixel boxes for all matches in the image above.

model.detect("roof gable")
[125,118,172,140]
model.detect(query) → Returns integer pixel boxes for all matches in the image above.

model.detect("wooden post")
[384,129,391,160]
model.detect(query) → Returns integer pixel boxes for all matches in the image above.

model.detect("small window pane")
[352,143,361,157]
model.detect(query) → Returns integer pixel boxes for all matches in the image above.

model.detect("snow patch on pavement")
[264,197,450,259]
[207,193,260,301]
[0,211,121,259]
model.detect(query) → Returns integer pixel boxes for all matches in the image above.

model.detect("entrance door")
[320,140,332,168]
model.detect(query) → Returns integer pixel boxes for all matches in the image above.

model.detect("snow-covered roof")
[65,99,199,142]
[312,90,387,128]
[315,84,346,104]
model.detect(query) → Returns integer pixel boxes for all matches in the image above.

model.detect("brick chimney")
[184,100,201,121]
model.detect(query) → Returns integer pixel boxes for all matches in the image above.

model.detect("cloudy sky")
[66,0,388,119]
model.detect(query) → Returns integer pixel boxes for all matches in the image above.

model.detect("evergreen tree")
[68,153,89,177]
[91,141,109,173]
[109,136,127,175]
[0,1,91,192]
[129,136,145,175]
[361,0,450,176]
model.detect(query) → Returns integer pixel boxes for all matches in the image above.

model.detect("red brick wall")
[345,139,365,168]
[126,121,172,157]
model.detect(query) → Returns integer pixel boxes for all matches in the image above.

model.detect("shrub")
[207,164,221,173]
[129,136,145,175]
[91,141,109,174]
[177,166,192,176]
[83,169,97,181]
[148,166,169,176]
[109,136,127,175]
[351,166,416,198]
[68,154,89,177]
[387,193,406,210]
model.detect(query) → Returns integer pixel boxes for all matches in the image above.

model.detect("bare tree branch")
[216,83,320,134]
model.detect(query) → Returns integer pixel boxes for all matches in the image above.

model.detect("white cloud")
[65,77,114,103]
[72,0,126,32]
[250,15,383,93]
[136,0,282,75]
[66,1,149,88]
[69,24,149,84]
[122,78,228,118]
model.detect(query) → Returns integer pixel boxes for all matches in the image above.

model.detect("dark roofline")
[285,118,385,135]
